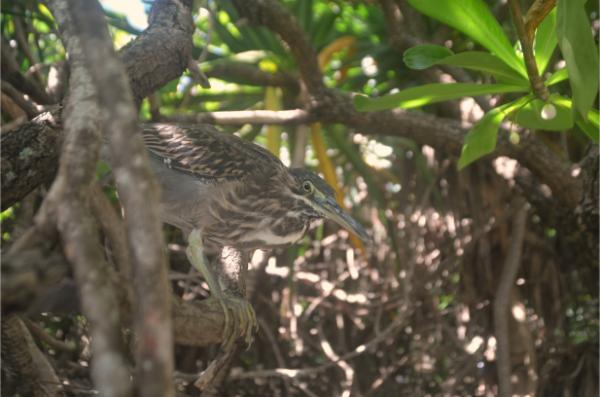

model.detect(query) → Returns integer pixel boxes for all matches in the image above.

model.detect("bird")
[139,123,369,349]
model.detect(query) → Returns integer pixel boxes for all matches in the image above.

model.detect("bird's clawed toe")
[211,292,257,351]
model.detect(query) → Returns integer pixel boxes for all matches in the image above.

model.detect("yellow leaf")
[265,87,282,156]
[318,36,356,70]
[311,124,365,254]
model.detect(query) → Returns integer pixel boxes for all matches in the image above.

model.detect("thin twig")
[525,0,556,43]
[229,313,407,380]
[508,0,550,101]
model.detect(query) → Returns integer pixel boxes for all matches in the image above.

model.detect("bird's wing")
[141,123,285,181]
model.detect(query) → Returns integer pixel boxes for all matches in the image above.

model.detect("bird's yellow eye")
[302,181,314,193]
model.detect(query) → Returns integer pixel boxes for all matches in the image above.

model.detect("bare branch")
[1,108,61,211]
[168,109,311,125]
[1,44,54,105]
[65,1,174,395]
[120,0,195,104]
[525,0,556,43]
[1,80,40,118]
[229,313,408,381]
[44,1,133,395]
[493,201,528,397]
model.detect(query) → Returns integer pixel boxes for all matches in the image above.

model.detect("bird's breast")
[239,225,307,247]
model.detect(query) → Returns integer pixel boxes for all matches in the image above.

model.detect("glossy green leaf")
[312,11,337,45]
[556,0,599,118]
[458,98,528,169]
[354,83,528,111]
[404,46,529,86]
[297,0,314,33]
[575,111,600,143]
[534,9,557,74]
[438,52,529,86]
[511,95,574,131]
[403,45,454,70]
[407,0,526,76]
[545,68,568,86]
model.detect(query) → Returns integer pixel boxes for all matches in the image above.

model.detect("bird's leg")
[185,230,233,348]
[217,246,257,346]
[185,230,256,350]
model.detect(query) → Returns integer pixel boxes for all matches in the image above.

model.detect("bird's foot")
[186,229,256,349]
[206,291,257,350]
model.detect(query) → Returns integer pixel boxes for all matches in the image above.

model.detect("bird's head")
[288,168,370,243]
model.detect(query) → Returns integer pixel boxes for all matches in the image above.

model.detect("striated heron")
[139,123,369,349]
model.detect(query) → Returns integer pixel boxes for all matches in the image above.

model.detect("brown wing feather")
[141,123,285,181]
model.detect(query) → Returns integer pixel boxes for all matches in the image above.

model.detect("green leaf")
[407,0,526,76]
[403,45,454,70]
[312,11,337,46]
[458,97,529,169]
[404,46,529,85]
[511,95,574,131]
[545,68,568,86]
[574,109,600,142]
[534,9,557,74]
[354,83,528,111]
[438,52,529,86]
[296,0,314,33]
[556,0,599,118]
[576,118,600,143]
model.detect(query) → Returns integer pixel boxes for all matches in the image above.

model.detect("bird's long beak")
[315,196,370,243]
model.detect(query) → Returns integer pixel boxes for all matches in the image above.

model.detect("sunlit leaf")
[575,109,600,142]
[311,10,338,46]
[311,124,365,254]
[511,95,574,131]
[458,97,529,169]
[403,44,454,70]
[354,83,528,111]
[556,0,599,118]
[318,36,356,70]
[264,87,282,156]
[437,52,528,86]
[534,8,557,74]
[407,0,526,76]
[545,67,568,86]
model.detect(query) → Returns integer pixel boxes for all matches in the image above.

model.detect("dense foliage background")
[1,0,598,396]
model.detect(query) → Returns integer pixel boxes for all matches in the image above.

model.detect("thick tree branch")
[67,1,175,396]
[120,0,194,104]
[1,108,61,210]
[45,1,133,396]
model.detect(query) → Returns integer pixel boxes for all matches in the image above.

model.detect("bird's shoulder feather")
[141,123,285,181]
